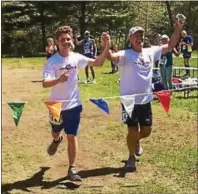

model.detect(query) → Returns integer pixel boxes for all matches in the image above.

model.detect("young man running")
[42,26,110,181]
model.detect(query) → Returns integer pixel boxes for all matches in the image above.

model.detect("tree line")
[2,1,198,57]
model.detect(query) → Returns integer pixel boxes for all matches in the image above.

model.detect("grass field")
[1,54,197,194]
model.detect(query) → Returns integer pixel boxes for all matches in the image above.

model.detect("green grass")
[2,57,46,70]
[2,55,197,111]
[173,57,198,68]
[2,54,197,194]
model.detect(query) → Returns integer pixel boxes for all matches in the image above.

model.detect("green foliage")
[1,1,198,55]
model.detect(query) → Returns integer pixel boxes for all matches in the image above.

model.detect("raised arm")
[100,32,120,64]
[88,32,111,67]
[173,47,180,57]
[107,50,120,64]
[93,39,97,57]
[74,35,83,46]
[162,19,184,55]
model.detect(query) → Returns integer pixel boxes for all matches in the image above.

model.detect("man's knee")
[67,134,76,143]
[140,126,152,137]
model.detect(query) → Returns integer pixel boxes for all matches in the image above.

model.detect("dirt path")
[2,67,197,194]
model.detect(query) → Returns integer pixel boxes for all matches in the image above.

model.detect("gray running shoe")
[125,155,136,172]
[68,167,82,181]
[47,136,63,156]
[135,141,143,156]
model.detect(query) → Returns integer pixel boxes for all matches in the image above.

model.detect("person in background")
[125,39,131,49]
[110,44,119,73]
[180,30,193,77]
[159,34,181,90]
[42,25,110,181]
[143,37,151,48]
[75,31,97,84]
[46,37,57,59]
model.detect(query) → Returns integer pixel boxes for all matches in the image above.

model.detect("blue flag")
[89,98,110,115]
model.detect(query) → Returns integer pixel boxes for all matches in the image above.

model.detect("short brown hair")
[56,26,73,40]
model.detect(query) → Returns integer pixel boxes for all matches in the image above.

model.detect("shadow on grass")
[2,165,136,193]
[102,71,118,75]
[78,166,128,179]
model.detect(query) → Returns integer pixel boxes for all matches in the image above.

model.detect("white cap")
[129,26,144,36]
[84,30,90,35]
[161,34,169,39]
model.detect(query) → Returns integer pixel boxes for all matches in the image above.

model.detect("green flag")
[8,102,26,126]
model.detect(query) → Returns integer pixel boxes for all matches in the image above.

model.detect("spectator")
[180,30,193,76]
[159,34,180,90]
[110,44,119,73]
[75,31,97,84]
[46,37,57,59]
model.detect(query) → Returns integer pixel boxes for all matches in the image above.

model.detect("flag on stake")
[44,101,62,121]
[120,95,135,118]
[89,98,110,115]
[156,91,171,112]
[8,102,26,126]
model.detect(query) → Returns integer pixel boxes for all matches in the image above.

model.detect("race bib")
[120,110,128,124]
[159,58,167,66]
[182,45,186,50]
[84,44,91,54]
[49,112,63,125]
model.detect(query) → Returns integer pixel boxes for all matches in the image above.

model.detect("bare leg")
[184,58,190,76]
[52,131,60,141]
[90,66,95,80]
[138,126,152,141]
[127,126,139,156]
[85,66,89,80]
[67,134,78,167]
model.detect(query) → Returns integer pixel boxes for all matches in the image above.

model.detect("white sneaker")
[135,141,143,156]
[68,167,82,181]
[92,79,96,84]
[84,78,90,84]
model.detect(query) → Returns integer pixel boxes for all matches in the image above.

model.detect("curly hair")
[55,26,73,40]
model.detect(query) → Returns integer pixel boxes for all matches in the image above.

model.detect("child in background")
[46,37,57,59]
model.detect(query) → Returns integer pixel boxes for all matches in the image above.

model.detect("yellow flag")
[44,101,62,121]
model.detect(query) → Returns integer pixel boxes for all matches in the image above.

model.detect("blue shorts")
[50,105,82,136]
[85,54,94,59]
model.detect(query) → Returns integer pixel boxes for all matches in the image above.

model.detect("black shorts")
[183,52,191,59]
[121,102,152,127]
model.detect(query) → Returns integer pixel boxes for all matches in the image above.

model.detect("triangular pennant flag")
[8,102,26,126]
[44,101,62,121]
[120,95,135,118]
[89,98,110,115]
[155,91,171,112]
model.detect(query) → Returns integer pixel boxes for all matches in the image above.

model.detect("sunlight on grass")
[2,56,197,194]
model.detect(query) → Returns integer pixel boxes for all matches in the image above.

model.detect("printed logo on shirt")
[60,64,77,71]
[135,55,151,67]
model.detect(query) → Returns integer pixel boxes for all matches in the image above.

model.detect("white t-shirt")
[117,46,162,104]
[43,52,93,110]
